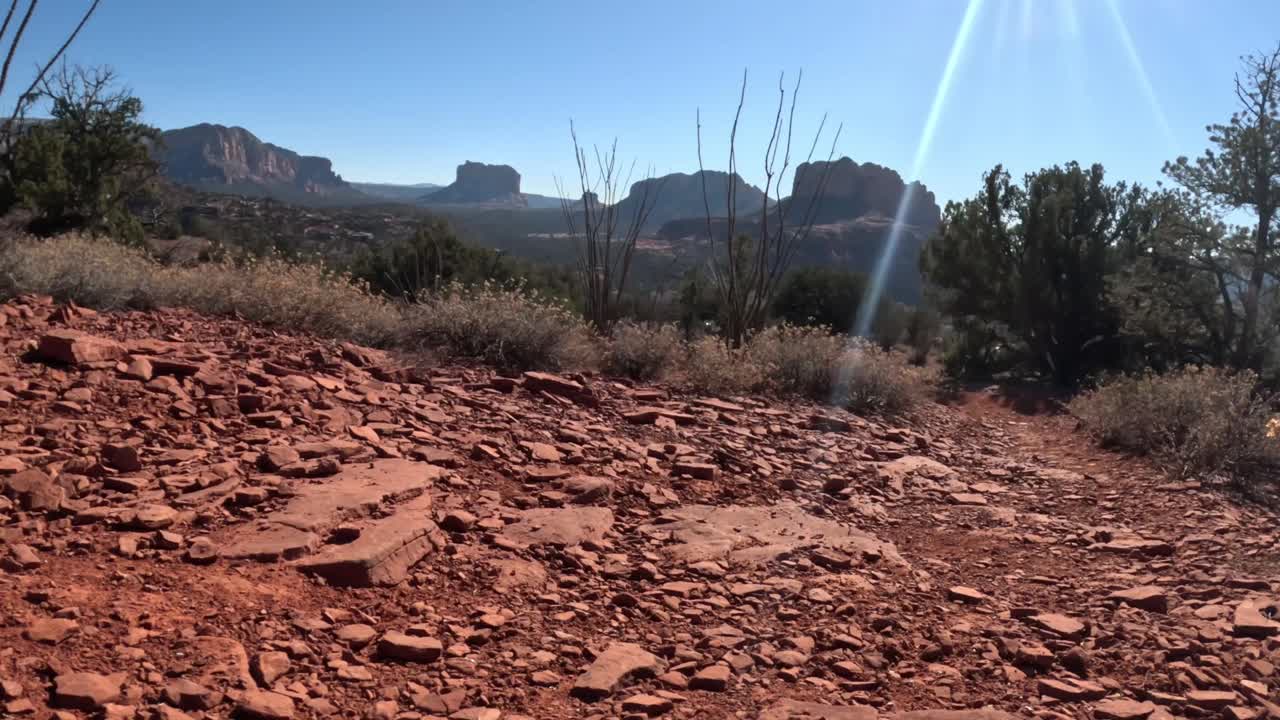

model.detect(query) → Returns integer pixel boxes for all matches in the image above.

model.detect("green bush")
[604,321,682,380]
[1070,366,1279,481]
[404,282,597,371]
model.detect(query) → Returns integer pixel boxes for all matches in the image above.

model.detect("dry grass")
[674,325,932,415]
[832,341,933,415]
[745,324,845,398]
[0,234,935,413]
[604,321,683,380]
[1071,366,1280,483]
[0,232,400,345]
[678,335,766,397]
[403,282,598,372]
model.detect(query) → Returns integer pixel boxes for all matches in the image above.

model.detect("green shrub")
[1070,367,1279,481]
[605,321,682,380]
[404,282,597,371]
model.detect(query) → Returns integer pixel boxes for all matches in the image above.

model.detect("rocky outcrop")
[420,161,526,206]
[612,170,767,231]
[651,158,941,304]
[159,124,363,204]
[789,157,940,228]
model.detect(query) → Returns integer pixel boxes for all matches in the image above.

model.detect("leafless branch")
[560,120,664,332]
[698,68,841,346]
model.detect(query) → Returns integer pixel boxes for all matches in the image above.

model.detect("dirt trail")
[1,298,1279,720]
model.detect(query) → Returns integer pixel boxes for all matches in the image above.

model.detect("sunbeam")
[1103,0,1178,152]
[850,0,986,342]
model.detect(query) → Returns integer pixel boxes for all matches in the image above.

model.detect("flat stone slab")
[875,456,957,486]
[298,495,442,586]
[500,507,614,547]
[570,642,662,701]
[1233,597,1280,638]
[638,504,904,568]
[223,459,443,561]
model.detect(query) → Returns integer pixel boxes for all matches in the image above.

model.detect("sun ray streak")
[849,0,985,343]
[1104,0,1177,152]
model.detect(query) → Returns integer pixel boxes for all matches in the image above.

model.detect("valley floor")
[0,297,1278,720]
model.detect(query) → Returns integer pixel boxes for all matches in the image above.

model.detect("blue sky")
[6,0,1280,202]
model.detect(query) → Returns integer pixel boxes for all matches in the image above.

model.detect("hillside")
[1,298,1278,719]
[350,182,443,202]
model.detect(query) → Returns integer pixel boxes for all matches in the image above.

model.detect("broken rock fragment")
[52,672,123,710]
[377,631,443,662]
[37,330,126,366]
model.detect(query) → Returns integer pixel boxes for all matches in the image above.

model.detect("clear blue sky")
[5,0,1279,202]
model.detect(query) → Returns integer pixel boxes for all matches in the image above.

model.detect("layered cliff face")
[788,157,940,228]
[421,162,526,206]
[159,124,359,203]
[651,159,942,305]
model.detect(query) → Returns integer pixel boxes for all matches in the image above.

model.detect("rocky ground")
[1,295,1279,720]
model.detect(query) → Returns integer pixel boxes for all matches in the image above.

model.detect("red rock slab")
[297,495,443,587]
[222,459,443,561]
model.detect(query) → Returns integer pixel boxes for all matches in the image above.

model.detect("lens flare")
[851,0,985,340]
[1104,0,1177,151]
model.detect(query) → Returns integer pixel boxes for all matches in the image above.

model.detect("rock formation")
[159,124,362,204]
[788,157,940,228]
[420,161,526,206]
[612,170,767,231]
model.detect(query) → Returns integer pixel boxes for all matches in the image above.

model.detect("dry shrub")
[0,231,156,309]
[679,335,765,396]
[832,340,932,415]
[745,326,929,414]
[0,233,401,345]
[675,326,931,413]
[404,282,598,371]
[745,324,844,398]
[158,254,401,346]
[1070,366,1280,481]
[605,321,682,380]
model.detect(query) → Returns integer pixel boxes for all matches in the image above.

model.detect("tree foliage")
[349,217,576,302]
[1157,47,1280,370]
[6,65,159,241]
[771,266,866,330]
[922,162,1157,384]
